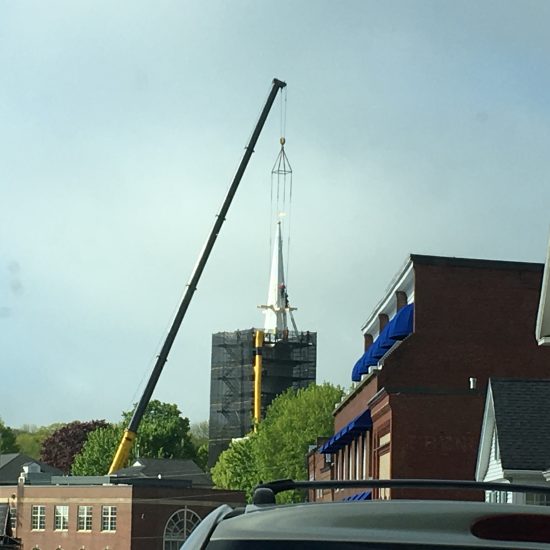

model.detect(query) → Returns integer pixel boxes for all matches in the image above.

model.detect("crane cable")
[270,87,293,286]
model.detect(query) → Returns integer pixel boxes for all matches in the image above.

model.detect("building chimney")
[379,313,389,331]
[364,333,373,351]
[396,291,407,311]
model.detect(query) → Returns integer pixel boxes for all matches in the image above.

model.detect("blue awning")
[351,303,414,382]
[319,409,372,454]
[388,303,414,340]
[343,491,372,501]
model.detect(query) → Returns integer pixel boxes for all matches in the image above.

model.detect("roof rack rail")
[252,478,550,505]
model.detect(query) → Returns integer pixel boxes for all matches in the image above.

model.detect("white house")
[476,378,550,505]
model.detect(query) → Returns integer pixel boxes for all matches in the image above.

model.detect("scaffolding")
[208,329,317,467]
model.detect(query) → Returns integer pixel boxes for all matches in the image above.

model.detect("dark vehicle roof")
[182,480,550,549]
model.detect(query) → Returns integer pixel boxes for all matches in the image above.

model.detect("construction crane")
[108,78,287,474]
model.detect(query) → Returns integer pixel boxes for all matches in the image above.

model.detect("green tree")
[15,423,65,459]
[71,424,122,476]
[211,436,259,501]
[72,400,195,475]
[195,443,209,471]
[211,383,343,503]
[121,400,195,460]
[0,419,19,453]
[190,420,209,471]
[254,383,344,503]
[40,420,109,473]
[190,420,209,446]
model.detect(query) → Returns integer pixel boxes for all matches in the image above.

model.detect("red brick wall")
[379,262,550,391]
[323,259,550,500]
[0,484,245,550]
[307,446,334,502]
[131,486,244,550]
[377,261,550,487]
[1,484,133,550]
[334,378,379,431]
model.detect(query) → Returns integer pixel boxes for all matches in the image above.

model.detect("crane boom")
[108,78,287,474]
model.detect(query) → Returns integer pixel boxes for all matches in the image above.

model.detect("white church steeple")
[259,220,297,333]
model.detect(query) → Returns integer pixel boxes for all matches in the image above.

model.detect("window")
[377,431,391,499]
[54,505,69,531]
[31,505,45,530]
[526,493,550,506]
[378,451,391,499]
[164,507,201,550]
[9,507,16,530]
[363,433,370,480]
[101,506,117,532]
[345,445,352,480]
[78,506,93,531]
[487,490,509,503]
[355,437,361,480]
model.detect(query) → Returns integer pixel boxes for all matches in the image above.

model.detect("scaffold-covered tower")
[208,131,317,467]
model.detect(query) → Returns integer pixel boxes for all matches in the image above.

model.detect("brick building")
[0,475,244,549]
[308,254,550,501]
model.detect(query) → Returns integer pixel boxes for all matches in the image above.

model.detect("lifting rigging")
[108,78,287,474]
[254,95,300,428]
[260,98,298,335]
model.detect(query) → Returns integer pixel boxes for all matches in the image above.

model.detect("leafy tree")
[0,419,19,453]
[254,383,343,502]
[71,424,122,476]
[72,400,195,475]
[211,383,343,503]
[190,420,209,471]
[15,423,64,459]
[121,400,195,460]
[40,420,109,473]
[190,420,209,446]
[195,442,209,471]
[211,436,259,501]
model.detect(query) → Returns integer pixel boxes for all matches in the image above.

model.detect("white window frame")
[101,505,117,532]
[163,507,202,550]
[31,505,45,531]
[487,490,509,504]
[9,506,16,530]
[54,505,69,531]
[77,505,93,531]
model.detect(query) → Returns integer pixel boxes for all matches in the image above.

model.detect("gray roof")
[112,457,212,486]
[491,379,550,471]
[0,453,62,484]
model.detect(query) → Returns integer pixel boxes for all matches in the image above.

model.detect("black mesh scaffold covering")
[208,329,316,467]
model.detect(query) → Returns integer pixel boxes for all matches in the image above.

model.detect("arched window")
[164,507,202,550]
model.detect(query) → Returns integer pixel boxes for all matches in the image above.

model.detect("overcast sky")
[2,1,550,429]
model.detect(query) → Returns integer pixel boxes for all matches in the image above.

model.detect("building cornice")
[333,370,378,416]
[361,259,414,336]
